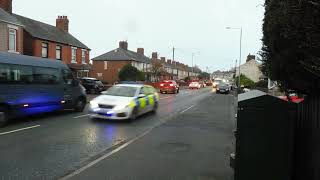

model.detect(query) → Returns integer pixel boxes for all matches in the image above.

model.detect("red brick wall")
[16,27,23,54]
[89,60,131,84]
[25,38,89,65]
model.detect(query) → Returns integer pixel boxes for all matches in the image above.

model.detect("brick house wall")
[0,21,23,54]
[90,60,132,84]
[24,38,89,64]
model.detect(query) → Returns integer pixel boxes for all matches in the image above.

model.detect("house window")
[41,43,48,58]
[56,45,62,60]
[71,47,77,63]
[104,61,108,70]
[8,29,17,52]
[82,50,86,64]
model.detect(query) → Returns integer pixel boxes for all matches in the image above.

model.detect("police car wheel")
[151,103,158,113]
[0,108,9,127]
[129,107,139,121]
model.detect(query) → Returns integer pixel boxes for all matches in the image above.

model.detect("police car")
[89,84,159,120]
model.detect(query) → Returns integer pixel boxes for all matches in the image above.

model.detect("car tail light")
[170,84,174,87]
[160,84,164,87]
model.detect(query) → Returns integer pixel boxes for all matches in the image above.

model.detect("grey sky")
[14,0,265,72]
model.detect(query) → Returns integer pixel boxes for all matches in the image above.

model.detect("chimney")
[246,53,256,62]
[160,57,166,63]
[56,16,69,32]
[152,52,158,59]
[137,48,144,55]
[119,41,128,50]
[0,0,12,14]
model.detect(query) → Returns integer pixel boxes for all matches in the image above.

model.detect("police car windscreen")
[103,86,138,97]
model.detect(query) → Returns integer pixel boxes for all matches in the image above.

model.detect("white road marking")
[159,96,171,100]
[0,125,41,136]
[73,114,90,119]
[60,127,155,180]
[180,105,195,114]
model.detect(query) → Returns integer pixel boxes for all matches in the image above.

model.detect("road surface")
[0,87,235,180]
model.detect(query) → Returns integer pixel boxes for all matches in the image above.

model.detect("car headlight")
[90,101,99,109]
[113,104,129,111]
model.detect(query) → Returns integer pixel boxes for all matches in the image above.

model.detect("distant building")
[236,54,263,82]
[90,41,152,84]
[212,70,234,81]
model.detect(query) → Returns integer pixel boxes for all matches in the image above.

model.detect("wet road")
[0,87,215,180]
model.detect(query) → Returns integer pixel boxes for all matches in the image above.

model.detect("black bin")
[234,90,295,180]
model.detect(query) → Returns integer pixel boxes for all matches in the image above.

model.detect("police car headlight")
[90,101,99,109]
[113,104,129,111]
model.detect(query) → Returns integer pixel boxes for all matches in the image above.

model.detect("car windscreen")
[102,86,138,97]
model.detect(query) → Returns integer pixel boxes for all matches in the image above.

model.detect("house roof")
[13,14,89,50]
[92,48,151,63]
[0,8,22,26]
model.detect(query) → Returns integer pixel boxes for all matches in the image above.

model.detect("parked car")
[278,91,305,103]
[216,83,230,94]
[189,82,201,89]
[89,84,159,121]
[159,80,180,94]
[80,77,105,94]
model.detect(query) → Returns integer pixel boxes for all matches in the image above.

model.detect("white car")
[189,82,201,89]
[89,84,159,120]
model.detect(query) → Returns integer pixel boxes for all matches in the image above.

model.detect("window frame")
[41,42,49,58]
[8,28,17,52]
[104,61,108,70]
[71,47,77,63]
[56,45,62,60]
[81,49,86,64]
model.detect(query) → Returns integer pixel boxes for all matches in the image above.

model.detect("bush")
[118,64,145,81]
[235,74,255,88]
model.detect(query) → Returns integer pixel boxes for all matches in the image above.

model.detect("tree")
[261,0,320,94]
[198,72,210,80]
[235,74,255,88]
[118,64,145,81]
[150,60,164,82]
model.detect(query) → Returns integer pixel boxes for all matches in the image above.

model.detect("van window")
[10,65,33,84]
[62,69,74,85]
[0,63,10,83]
[0,64,33,84]
[33,67,60,84]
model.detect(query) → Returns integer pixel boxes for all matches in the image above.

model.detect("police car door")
[138,86,150,114]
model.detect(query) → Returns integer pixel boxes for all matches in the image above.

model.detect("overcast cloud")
[14,0,265,72]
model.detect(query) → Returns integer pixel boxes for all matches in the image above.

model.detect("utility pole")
[173,47,177,80]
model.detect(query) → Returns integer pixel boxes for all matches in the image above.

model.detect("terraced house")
[0,0,90,77]
[90,41,152,84]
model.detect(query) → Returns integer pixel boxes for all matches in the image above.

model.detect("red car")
[159,80,180,94]
[278,92,305,103]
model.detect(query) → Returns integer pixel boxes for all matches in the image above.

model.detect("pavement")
[0,88,235,180]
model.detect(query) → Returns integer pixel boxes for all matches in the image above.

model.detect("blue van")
[0,52,87,127]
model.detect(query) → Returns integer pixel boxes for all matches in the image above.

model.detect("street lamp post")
[226,27,242,90]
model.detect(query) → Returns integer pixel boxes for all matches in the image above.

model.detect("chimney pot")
[119,41,128,50]
[56,15,69,32]
[152,52,158,59]
[0,0,12,14]
[137,48,144,55]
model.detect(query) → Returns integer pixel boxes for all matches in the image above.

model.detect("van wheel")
[74,98,86,112]
[0,108,9,127]
[90,89,95,94]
